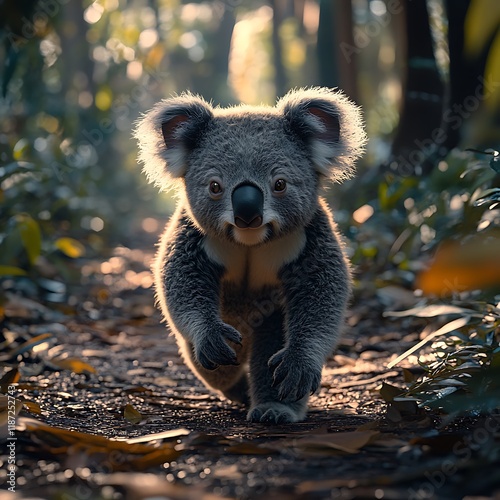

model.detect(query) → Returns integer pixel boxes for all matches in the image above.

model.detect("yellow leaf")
[484,31,500,110]
[22,401,42,415]
[0,368,20,391]
[49,357,97,374]
[54,237,85,258]
[465,0,500,57]
[0,266,27,276]
[17,417,182,470]
[14,214,41,265]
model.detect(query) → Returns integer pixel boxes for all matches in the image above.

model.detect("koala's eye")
[209,180,223,198]
[273,179,287,193]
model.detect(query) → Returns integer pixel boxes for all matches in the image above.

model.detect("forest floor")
[1,239,499,500]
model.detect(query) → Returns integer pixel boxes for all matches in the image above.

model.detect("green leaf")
[54,237,85,258]
[13,138,30,160]
[0,266,27,276]
[387,317,471,369]
[14,215,42,265]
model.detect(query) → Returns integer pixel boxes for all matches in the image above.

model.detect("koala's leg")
[267,208,351,405]
[247,310,308,424]
[157,215,245,371]
[177,336,249,405]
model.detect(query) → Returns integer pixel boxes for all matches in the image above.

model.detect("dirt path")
[1,245,498,499]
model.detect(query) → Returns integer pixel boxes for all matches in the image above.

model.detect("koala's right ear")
[278,87,367,182]
[134,94,213,190]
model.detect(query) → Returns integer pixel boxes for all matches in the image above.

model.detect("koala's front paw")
[247,402,301,424]
[268,348,322,402]
[194,323,242,370]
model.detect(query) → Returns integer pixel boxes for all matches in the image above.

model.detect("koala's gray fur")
[134,87,367,424]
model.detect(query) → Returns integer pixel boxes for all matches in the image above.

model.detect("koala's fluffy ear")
[134,93,213,190]
[278,87,367,181]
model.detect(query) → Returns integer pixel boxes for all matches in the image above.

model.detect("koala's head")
[135,87,366,246]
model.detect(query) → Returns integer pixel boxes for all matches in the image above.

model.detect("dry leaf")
[49,357,97,375]
[124,404,143,424]
[17,417,181,470]
[379,382,403,403]
[292,430,380,454]
[122,428,190,444]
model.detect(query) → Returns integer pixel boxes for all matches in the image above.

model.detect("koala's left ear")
[134,93,213,190]
[278,87,367,181]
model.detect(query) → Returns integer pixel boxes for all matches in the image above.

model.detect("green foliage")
[344,149,500,291]
[376,150,500,417]
[387,300,500,417]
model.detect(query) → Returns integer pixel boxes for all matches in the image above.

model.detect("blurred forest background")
[0,0,499,307]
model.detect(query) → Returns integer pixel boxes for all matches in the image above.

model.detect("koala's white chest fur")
[203,229,306,289]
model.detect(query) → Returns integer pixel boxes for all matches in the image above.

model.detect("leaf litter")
[0,245,499,499]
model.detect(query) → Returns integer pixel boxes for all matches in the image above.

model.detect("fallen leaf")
[379,382,403,403]
[121,428,190,444]
[124,404,143,424]
[17,417,181,470]
[22,400,42,415]
[292,430,380,454]
[9,333,53,357]
[0,368,20,392]
[49,356,97,374]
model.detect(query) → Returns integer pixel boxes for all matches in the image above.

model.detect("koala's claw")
[268,348,322,402]
[194,323,241,370]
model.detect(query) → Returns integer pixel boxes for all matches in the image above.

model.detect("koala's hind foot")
[247,310,310,424]
[247,400,307,424]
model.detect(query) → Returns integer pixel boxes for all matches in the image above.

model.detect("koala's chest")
[203,230,306,290]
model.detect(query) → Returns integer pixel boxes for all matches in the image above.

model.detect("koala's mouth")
[227,223,272,246]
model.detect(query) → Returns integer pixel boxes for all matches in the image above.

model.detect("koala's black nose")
[232,183,264,229]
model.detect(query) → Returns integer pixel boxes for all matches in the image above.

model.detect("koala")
[134,87,366,424]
